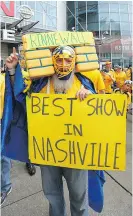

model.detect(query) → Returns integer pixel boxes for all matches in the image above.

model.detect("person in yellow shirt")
[123,67,128,73]
[126,65,132,81]
[114,65,127,89]
[114,80,132,111]
[100,61,116,93]
[100,68,115,93]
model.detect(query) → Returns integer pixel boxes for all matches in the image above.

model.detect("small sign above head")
[22,31,95,50]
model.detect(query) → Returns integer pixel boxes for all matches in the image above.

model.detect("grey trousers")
[1,156,12,193]
[40,166,88,216]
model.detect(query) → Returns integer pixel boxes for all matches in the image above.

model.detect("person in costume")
[4,46,105,215]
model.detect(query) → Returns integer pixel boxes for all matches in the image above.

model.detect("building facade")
[0,1,66,66]
[67,1,133,67]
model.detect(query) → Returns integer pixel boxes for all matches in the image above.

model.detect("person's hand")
[107,73,111,77]
[5,47,18,70]
[76,86,92,101]
[108,73,115,82]
[101,71,106,76]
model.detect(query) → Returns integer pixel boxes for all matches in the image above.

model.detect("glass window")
[67,1,75,16]
[120,14,129,22]
[121,30,131,36]
[46,16,52,27]
[100,21,110,31]
[76,2,86,31]
[45,1,50,5]
[47,5,56,16]
[67,17,75,31]
[21,1,28,5]
[27,1,35,10]
[112,52,122,58]
[88,1,98,7]
[35,12,43,26]
[110,13,120,22]
[87,13,99,23]
[109,1,118,3]
[128,1,133,5]
[50,6,57,17]
[129,13,133,22]
[78,22,86,31]
[87,2,98,14]
[15,6,20,18]
[128,3,133,13]
[100,13,109,22]
[46,16,56,28]
[119,4,128,13]
[36,2,44,11]
[51,16,57,29]
[78,1,86,12]
[119,1,131,3]
[16,2,21,6]
[88,22,99,31]
[121,22,130,31]
[110,3,119,12]
[50,1,57,6]
[100,22,110,37]
[78,13,86,24]
[130,23,132,32]
[99,3,109,12]
[111,22,121,36]
[67,1,75,30]
[111,22,120,31]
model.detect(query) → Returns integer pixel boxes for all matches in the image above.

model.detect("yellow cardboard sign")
[22,31,94,50]
[26,94,127,170]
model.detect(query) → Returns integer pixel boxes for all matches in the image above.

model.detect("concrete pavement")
[1,119,132,216]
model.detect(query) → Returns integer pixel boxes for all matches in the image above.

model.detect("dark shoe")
[1,187,12,206]
[26,163,36,176]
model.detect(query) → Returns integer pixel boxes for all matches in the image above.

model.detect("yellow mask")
[52,46,75,79]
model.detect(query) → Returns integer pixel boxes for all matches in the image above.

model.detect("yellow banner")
[22,31,94,50]
[26,94,127,170]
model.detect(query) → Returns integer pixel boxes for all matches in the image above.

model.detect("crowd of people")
[100,61,132,111]
[0,45,132,216]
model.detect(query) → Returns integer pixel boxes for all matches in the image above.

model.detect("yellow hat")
[106,61,112,65]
